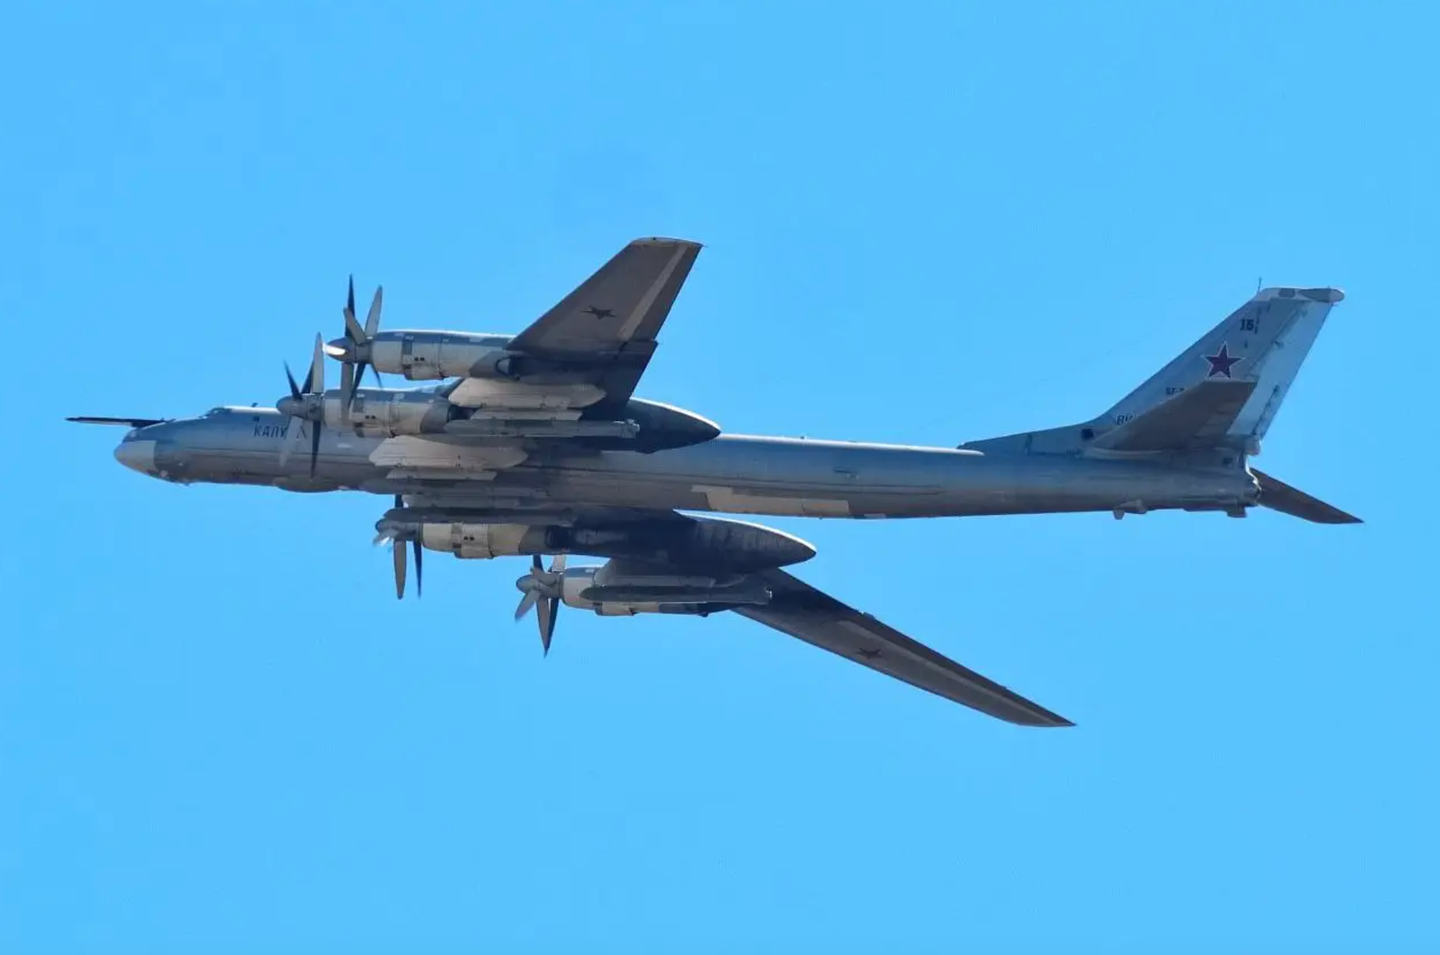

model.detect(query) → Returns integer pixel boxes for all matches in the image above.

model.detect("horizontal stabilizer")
[66,416,166,428]
[1252,468,1362,524]
[1092,379,1256,452]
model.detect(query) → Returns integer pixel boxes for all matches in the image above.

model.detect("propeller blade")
[364,286,383,339]
[515,590,539,620]
[537,597,556,655]
[284,362,302,399]
[343,275,365,343]
[354,360,371,398]
[343,305,364,345]
[309,418,322,477]
[310,333,325,396]
[278,423,294,467]
[412,539,423,598]
[392,538,407,599]
[550,554,567,574]
[532,554,543,573]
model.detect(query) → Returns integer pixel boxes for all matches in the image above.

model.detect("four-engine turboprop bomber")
[71,237,1360,727]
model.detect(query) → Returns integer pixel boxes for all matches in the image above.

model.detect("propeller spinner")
[515,554,567,655]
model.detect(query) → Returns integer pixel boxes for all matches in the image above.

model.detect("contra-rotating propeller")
[276,333,327,478]
[514,554,567,655]
[373,494,423,599]
[323,276,385,408]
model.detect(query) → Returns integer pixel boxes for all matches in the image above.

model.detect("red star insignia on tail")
[1203,343,1242,378]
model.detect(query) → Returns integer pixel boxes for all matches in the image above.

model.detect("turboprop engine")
[417,522,545,560]
[275,333,467,472]
[321,276,524,384]
[283,385,462,438]
[373,505,804,654]
[511,556,774,654]
[317,279,723,453]
[328,329,522,383]
[338,389,462,437]
[371,512,547,599]
[376,507,817,573]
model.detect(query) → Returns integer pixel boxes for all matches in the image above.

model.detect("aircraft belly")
[520,450,958,518]
[519,439,1254,519]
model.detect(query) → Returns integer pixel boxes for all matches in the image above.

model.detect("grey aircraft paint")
[75,238,1360,728]
[114,410,1262,522]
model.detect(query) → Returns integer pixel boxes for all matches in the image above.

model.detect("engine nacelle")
[324,389,461,437]
[420,522,545,559]
[380,508,815,573]
[559,516,815,571]
[556,566,754,616]
[366,331,517,382]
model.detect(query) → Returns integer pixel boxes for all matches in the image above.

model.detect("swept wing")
[502,237,702,410]
[382,497,1069,725]
[738,569,1072,727]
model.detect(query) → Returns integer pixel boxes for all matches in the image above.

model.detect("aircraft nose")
[114,438,157,474]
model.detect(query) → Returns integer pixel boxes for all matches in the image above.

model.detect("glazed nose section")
[113,437,158,475]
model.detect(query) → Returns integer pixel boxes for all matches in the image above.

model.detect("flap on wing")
[737,571,1072,727]
[1252,468,1362,524]
[1092,379,1257,452]
[508,237,701,360]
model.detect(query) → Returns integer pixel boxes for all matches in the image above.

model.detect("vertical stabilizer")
[1099,286,1343,451]
[961,287,1344,456]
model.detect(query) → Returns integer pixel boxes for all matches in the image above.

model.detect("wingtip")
[1302,287,1345,304]
[1256,286,1345,305]
[1008,706,1075,728]
[630,236,704,249]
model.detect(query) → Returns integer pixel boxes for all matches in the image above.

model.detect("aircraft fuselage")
[113,407,1260,520]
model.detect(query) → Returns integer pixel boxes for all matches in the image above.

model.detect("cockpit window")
[203,407,230,417]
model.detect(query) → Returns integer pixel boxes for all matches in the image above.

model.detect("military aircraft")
[70,237,1359,727]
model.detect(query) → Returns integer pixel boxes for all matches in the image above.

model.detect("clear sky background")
[3,2,1437,953]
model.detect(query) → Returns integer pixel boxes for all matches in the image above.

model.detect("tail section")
[962,286,1344,457]
[1097,286,1343,452]
[959,286,1360,523]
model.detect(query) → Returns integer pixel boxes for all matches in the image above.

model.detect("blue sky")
[3,2,1437,953]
